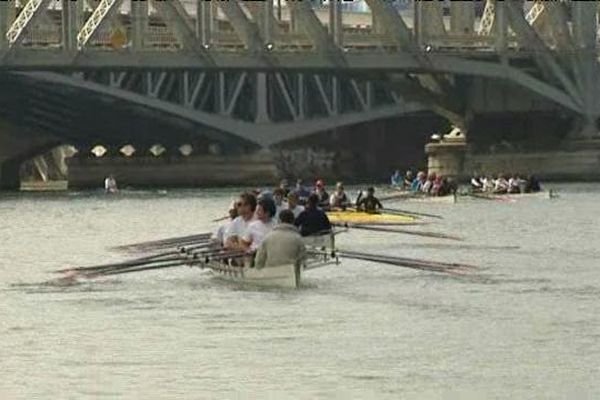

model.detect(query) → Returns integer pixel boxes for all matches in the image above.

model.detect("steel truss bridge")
[0,0,600,157]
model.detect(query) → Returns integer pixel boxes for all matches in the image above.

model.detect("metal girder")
[364,0,413,49]
[572,1,597,50]
[329,0,342,46]
[6,0,53,47]
[285,1,345,67]
[0,0,10,49]
[245,1,277,45]
[504,1,583,110]
[421,1,447,39]
[182,71,206,108]
[61,0,81,51]
[217,0,264,53]
[149,0,214,66]
[195,0,213,46]
[77,0,122,48]
[525,0,546,26]
[477,0,495,35]
[544,2,574,50]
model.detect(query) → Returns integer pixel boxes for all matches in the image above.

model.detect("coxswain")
[390,170,402,187]
[212,201,238,246]
[313,179,330,209]
[254,209,306,270]
[329,182,350,209]
[403,170,414,189]
[104,174,118,194]
[223,192,257,249]
[241,197,276,252]
[356,187,383,213]
[295,193,332,237]
[524,175,541,193]
[286,192,305,219]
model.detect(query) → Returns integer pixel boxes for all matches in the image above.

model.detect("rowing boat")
[192,233,338,289]
[381,189,456,204]
[326,209,417,225]
[466,190,556,201]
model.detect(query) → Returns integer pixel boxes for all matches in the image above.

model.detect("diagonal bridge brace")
[6,0,53,48]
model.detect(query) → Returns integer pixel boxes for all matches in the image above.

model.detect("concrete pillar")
[425,139,468,179]
[495,0,506,53]
[329,0,342,46]
[255,72,269,123]
[131,0,148,50]
[450,2,475,35]
[196,0,213,46]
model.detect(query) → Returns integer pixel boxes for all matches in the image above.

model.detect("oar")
[212,215,229,223]
[382,207,442,220]
[334,223,461,241]
[379,191,417,202]
[112,233,212,251]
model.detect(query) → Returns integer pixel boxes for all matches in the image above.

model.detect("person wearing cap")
[313,179,330,209]
[295,193,332,237]
[329,182,350,209]
[212,200,239,246]
[254,209,306,270]
[241,197,277,252]
[286,191,305,219]
[356,187,383,213]
[224,192,257,249]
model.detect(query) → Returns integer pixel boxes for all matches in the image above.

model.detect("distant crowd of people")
[470,174,541,194]
[390,169,458,197]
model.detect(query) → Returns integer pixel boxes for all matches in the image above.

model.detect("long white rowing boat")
[466,189,556,201]
[190,233,338,289]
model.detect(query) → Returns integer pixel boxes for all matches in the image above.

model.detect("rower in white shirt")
[286,192,305,219]
[241,197,276,252]
[224,193,257,249]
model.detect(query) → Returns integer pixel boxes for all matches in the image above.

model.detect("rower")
[295,193,332,237]
[403,170,414,189]
[390,170,402,187]
[482,175,494,192]
[508,174,522,194]
[212,201,238,246]
[241,197,276,252]
[223,192,257,249]
[431,175,444,196]
[493,174,509,194]
[104,174,118,194]
[278,179,290,197]
[313,179,330,209]
[272,188,287,220]
[411,171,426,192]
[356,187,383,213]
[286,192,305,219]
[470,174,483,192]
[254,210,306,270]
[293,179,311,205]
[421,173,435,194]
[329,182,350,209]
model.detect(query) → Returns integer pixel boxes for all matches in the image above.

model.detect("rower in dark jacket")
[295,194,332,236]
[356,187,383,213]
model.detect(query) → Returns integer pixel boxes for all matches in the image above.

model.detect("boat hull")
[210,263,300,289]
[326,209,416,225]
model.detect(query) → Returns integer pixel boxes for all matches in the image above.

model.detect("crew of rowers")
[390,169,457,197]
[212,179,384,268]
[470,174,541,194]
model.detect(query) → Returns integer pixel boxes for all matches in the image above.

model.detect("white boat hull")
[210,263,300,289]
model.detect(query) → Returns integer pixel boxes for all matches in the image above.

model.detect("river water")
[1,184,599,399]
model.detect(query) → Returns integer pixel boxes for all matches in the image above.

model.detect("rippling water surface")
[1,185,599,399]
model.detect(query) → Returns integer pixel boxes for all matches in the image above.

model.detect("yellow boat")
[326,209,417,225]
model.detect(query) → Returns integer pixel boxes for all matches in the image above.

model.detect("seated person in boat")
[470,174,483,192]
[295,194,332,237]
[212,201,238,246]
[524,175,542,193]
[254,210,306,270]
[421,173,436,194]
[273,188,287,220]
[482,175,494,192]
[293,179,311,205]
[356,187,383,213]
[329,182,350,210]
[508,174,522,194]
[403,170,414,190]
[241,197,277,252]
[104,174,118,194]
[313,179,330,209]
[223,192,257,250]
[286,192,305,219]
[390,170,402,187]
[279,179,290,197]
[410,171,426,192]
[430,175,444,196]
[493,174,509,194]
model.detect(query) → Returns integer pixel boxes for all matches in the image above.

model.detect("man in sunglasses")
[223,192,257,249]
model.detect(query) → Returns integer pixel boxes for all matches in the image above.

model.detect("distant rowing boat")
[466,190,556,201]
[326,209,417,225]
[190,233,338,289]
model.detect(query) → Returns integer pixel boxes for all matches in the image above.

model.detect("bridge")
[1,0,600,187]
